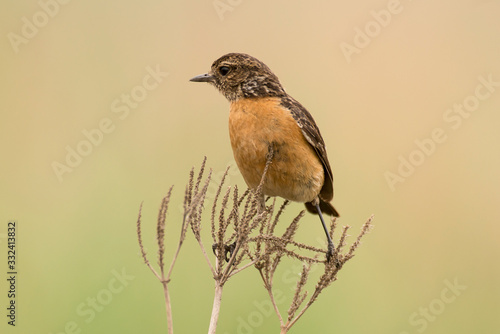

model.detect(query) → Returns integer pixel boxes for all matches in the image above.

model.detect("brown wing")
[280,95,336,205]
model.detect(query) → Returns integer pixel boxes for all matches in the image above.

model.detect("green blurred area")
[1,1,499,333]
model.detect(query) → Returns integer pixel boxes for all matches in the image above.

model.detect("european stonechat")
[190,53,339,260]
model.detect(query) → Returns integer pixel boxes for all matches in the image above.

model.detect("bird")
[190,53,339,260]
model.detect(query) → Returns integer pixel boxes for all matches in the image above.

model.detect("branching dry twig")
[277,216,374,333]
[137,156,374,334]
[137,158,213,334]
[205,151,276,334]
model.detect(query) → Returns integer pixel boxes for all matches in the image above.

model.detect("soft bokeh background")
[1,1,499,333]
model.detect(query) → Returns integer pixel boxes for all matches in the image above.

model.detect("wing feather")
[280,96,334,202]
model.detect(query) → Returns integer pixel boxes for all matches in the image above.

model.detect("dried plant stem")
[284,297,314,330]
[254,214,374,333]
[137,157,374,334]
[137,203,163,282]
[137,158,213,334]
[137,200,174,334]
[166,208,190,279]
[207,283,223,334]
[162,281,174,334]
[159,261,174,334]
[198,239,217,277]
[259,269,284,325]
[228,259,258,278]
[204,153,275,333]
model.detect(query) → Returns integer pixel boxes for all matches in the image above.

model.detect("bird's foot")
[224,242,236,262]
[326,241,335,262]
[212,242,236,262]
[326,241,341,267]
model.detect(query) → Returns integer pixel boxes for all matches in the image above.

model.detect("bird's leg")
[315,202,336,262]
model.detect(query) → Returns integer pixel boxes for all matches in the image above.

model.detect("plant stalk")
[207,283,224,334]
[163,281,174,334]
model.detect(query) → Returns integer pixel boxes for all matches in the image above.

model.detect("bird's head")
[190,53,286,101]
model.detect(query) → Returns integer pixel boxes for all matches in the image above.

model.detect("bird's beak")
[189,73,215,83]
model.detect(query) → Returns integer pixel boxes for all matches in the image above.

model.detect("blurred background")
[1,0,499,333]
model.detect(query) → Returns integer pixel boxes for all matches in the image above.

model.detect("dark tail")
[305,198,339,217]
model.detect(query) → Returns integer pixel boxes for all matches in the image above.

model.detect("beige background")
[1,0,499,333]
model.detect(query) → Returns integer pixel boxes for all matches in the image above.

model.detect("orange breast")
[228,97,324,203]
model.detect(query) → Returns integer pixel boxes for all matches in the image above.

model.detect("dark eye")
[219,66,230,76]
